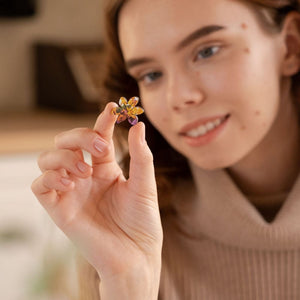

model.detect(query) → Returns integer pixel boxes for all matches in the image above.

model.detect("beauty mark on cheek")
[254,111,267,128]
[111,96,144,126]
[241,23,250,54]
[241,23,248,29]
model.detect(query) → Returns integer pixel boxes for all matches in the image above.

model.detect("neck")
[227,83,300,199]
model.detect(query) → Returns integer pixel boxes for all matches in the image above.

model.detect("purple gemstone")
[128,117,138,125]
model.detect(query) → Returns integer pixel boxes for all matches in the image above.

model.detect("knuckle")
[31,177,39,194]
[60,149,77,164]
[55,127,97,149]
[39,149,79,172]
[82,128,100,142]
[37,150,49,166]
[54,131,65,147]
[72,127,94,139]
[42,170,56,187]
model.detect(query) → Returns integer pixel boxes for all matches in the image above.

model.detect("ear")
[280,11,300,76]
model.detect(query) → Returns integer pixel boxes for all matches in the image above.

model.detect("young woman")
[32,0,300,299]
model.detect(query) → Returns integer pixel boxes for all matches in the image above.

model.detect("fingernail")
[61,177,72,186]
[77,161,89,173]
[94,138,107,152]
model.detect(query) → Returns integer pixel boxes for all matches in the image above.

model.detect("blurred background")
[0,0,106,299]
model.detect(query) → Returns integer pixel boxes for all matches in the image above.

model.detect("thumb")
[128,122,157,198]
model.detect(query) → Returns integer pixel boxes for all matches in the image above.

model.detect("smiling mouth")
[183,114,230,138]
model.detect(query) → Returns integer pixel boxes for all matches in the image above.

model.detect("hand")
[31,102,163,297]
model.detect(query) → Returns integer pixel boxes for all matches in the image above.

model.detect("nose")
[166,70,206,112]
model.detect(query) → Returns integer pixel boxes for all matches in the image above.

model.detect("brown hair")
[78,1,300,298]
[100,0,300,209]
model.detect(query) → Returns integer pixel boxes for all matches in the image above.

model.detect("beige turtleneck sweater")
[158,165,300,300]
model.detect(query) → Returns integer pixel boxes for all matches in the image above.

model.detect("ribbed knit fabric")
[158,165,300,300]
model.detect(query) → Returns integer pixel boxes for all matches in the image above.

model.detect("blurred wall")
[0,0,104,111]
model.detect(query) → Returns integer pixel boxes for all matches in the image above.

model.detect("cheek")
[142,98,170,130]
[234,106,277,146]
[196,50,252,95]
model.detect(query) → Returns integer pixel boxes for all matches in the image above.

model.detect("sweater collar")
[177,163,300,250]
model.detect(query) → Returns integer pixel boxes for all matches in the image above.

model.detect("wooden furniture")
[34,43,105,112]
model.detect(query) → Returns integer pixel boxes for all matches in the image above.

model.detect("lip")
[180,114,230,147]
[179,114,230,135]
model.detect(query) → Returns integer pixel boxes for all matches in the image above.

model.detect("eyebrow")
[125,24,226,71]
[176,25,225,51]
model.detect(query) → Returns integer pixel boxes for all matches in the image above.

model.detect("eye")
[196,46,220,60]
[138,71,162,84]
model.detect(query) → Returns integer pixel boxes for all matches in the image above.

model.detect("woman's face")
[119,0,288,170]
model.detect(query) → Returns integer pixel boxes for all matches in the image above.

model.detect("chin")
[192,161,227,171]
[189,152,241,171]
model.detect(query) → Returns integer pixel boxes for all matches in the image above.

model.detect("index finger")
[94,102,118,141]
[90,102,119,165]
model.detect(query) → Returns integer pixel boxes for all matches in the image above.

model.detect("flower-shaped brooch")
[112,96,144,125]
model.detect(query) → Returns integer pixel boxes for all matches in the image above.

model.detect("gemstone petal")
[116,113,127,123]
[131,107,144,115]
[119,97,128,106]
[128,96,139,107]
